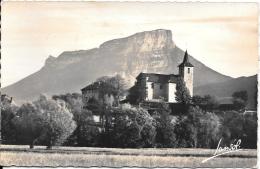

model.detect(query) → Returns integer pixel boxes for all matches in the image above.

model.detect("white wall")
[93,115,100,123]
[146,82,153,100]
[168,83,177,103]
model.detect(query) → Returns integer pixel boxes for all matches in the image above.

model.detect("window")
[160,84,163,89]
[188,68,190,73]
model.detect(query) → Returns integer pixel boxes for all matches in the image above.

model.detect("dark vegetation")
[1,75,257,149]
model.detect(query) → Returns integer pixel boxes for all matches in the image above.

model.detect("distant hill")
[3,29,250,105]
[194,75,257,109]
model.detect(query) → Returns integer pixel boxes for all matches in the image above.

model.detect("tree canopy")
[12,95,77,148]
[108,104,156,148]
[232,90,248,111]
[175,77,192,105]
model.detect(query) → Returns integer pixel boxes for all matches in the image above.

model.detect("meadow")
[0,145,257,168]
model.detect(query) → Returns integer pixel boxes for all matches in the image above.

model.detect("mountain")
[194,75,257,109]
[3,29,234,103]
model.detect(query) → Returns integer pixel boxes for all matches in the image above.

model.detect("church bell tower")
[178,50,194,96]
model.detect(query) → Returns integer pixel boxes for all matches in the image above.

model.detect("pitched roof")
[178,50,194,67]
[136,73,179,83]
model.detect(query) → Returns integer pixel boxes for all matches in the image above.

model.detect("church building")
[134,50,194,103]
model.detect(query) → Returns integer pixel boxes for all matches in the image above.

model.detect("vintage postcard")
[0,1,258,168]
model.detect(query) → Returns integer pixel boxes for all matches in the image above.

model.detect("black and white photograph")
[0,1,258,168]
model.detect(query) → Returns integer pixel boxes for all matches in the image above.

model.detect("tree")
[109,104,156,148]
[127,85,141,105]
[192,95,219,111]
[14,95,77,148]
[1,95,18,144]
[216,110,257,149]
[197,112,221,148]
[175,77,192,105]
[232,90,248,111]
[153,103,177,148]
[242,112,257,148]
[53,93,100,147]
[192,95,204,106]
[218,110,244,146]
[13,103,46,148]
[73,109,100,147]
[52,93,82,123]
[174,106,221,148]
[96,75,127,106]
[36,95,77,148]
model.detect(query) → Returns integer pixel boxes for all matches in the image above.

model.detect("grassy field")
[0,145,257,168]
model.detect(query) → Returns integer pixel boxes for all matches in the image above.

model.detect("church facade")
[134,50,194,103]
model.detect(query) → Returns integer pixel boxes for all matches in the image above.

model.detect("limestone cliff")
[3,29,232,103]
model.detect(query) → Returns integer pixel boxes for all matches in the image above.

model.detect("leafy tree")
[1,95,18,144]
[73,109,100,147]
[153,103,177,148]
[175,77,192,105]
[242,112,257,148]
[216,110,257,149]
[174,106,221,148]
[174,106,200,147]
[14,95,77,148]
[127,85,141,105]
[192,95,204,105]
[197,112,221,148]
[13,103,46,148]
[96,75,127,106]
[52,93,82,121]
[109,104,156,148]
[53,93,101,147]
[232,90,248,111]
[36,95,77,148]
[218,111,244,145]
[192,95,219,111]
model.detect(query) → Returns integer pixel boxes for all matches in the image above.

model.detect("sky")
[1,1,258,87]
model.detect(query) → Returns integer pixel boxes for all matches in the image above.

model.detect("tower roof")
[178,50,194,67]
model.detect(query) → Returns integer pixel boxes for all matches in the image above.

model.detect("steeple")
[178,50,194,67]
[178,50,194,96]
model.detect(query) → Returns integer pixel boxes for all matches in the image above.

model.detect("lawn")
[0,145,257,168]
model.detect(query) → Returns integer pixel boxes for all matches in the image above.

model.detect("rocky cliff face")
[3,29,232,103]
